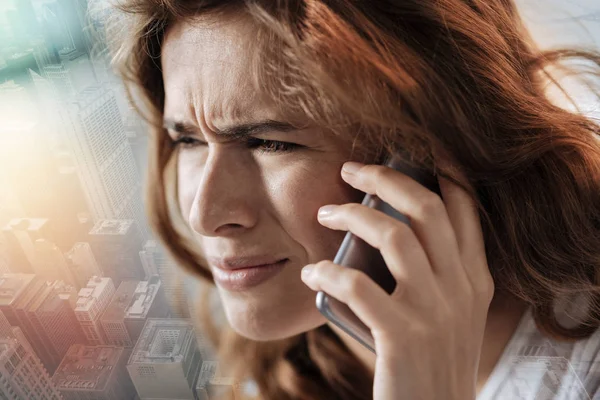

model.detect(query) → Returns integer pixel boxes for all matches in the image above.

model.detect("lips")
[208,256,290,291]
[208,255,289,270]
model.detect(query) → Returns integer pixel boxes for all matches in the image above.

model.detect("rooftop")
[52,345,123,391]
[89,220,133,236]
[196,361,218,389]
[101,280,139,322]
[124,278,161,320]
[197,361,235,388]
[0,274,36,307]
[128,319,195,364]
[75,277,113,312]
[29,283,56,313]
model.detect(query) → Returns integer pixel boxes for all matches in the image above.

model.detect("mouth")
[209,255,289,270]
[211,258,289,291]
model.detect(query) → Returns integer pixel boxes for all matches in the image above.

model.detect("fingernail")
[318,205,338,220]
[301,265,314,279]
[342,161,363,175]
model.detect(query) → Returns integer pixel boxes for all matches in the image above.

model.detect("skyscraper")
[140,240,191,318]
[33,239,79,288]
[0,81,80,236]
[74,276,115,345]
[39,0,90,56]
[126,319,202,400]
[65,242,103,288]
[123,277,169,343]
[2,218,52,274]
[0,274,58,372]
[0,310,13,339]
[0,275,86,374]
[63,85,149,239]
[100,280,139,348]
[26,280,87,373]
[196,361,242,400]
[0,332,63,400]
[88,220,145,286]
[52,344,136,400]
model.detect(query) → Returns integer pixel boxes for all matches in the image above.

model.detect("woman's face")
[162,15,363,340]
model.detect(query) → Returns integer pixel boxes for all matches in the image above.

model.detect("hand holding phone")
[315,153,442,353]
[302,151,493,399]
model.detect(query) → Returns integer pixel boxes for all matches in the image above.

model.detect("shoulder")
[479,298,600,400]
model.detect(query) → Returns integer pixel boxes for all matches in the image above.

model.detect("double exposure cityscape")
[0,0,241,399]
[0,0,598,399]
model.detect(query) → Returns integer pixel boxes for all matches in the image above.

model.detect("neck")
[327,292,528,396]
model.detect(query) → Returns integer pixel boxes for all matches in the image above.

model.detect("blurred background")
[0,1,598,399]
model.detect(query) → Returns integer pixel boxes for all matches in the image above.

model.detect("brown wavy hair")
[107,0,600,398]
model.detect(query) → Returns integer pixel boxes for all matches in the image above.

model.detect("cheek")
[176,158,200,222]
[268,162,363,260]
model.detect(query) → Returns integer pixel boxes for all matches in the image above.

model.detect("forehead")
[161,14,275,127]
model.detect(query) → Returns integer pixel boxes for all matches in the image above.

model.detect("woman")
[109,0,600,399]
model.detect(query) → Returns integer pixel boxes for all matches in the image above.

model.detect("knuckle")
[315,260,331,270]
[343,203,361,214]
[311,260,329,276]
[369,165,392,186]
[381,225,405,248]
[343,270,367,298]
[415,193,444,217]
[367,164,387,179]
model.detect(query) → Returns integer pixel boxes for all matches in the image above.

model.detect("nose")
[187,150,259,237]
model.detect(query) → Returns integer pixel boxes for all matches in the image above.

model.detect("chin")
[220,290,327,341]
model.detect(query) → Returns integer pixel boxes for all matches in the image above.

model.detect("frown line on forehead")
[162,118,299,139]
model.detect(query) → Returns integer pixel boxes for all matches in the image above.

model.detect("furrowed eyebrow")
[162,118,298,140]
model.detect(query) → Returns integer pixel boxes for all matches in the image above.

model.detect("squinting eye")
[171,135,205,149]
[246,138,300,153]
[170,134,301,153]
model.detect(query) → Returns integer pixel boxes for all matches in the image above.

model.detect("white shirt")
[477,303,600,400]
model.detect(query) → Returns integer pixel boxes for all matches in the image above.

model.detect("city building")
[63,85,149,239]
[52,280,79,309]
[196,360,242,400]
[140,240,191,318]
[0,275,85,374]
[123,276,169,342]
[89,220,145,286]
[39,0,91,56]
[26,280,87,374]
[41,64,76,101]
[52,344,136,400]
[2,219,51,274]
[33,239,79,288]
[0,274,57,373]
[490,342,591,399]
[127,319,202,400]
[0,310,13,339]
[75,276,116,345]
[65,242,103,288]
[100,280,139,347]
[100,277,168,347]
[0,331,62,400]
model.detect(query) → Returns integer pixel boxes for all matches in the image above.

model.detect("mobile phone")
[315,152,442,353]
